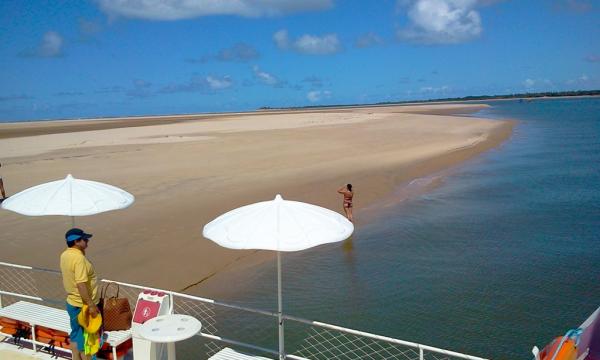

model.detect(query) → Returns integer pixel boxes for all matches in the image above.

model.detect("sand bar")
[0,103,513,297]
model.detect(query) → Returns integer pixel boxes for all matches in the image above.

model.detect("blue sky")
[0,0,598,121]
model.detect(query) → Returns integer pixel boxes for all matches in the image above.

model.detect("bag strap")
[101,282,120,299]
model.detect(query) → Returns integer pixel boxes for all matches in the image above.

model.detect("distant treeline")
[258,89,600,111]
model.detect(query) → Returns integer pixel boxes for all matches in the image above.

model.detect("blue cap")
[65,228,93,243]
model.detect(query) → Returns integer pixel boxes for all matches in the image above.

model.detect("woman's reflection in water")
[342,235,355,267]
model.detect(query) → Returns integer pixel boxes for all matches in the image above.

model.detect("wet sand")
[0,103,514,297]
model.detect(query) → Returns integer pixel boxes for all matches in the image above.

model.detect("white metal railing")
[0,261,488,360]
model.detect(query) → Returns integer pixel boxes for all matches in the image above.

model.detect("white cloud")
[21,31,64,58]
[274,29,342,55]
[295,34,341,54]
[41,31,64,56]
[206,76,233,90]
[160,75,233,93]
[253,66,279,86]
[273,30,290,49]
[96,0,333,20]
[566,74,592,85]
[419,85,450,93]
[307,90,332,102]
[397,0,483,44]
[522,78,556,90]
[523,78,535,88]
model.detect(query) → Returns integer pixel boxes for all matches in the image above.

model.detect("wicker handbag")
[100,282,132,331]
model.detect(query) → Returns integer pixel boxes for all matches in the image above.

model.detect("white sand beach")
[0,103,514,297]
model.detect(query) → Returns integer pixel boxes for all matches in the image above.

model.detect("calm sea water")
[209,98,600,359]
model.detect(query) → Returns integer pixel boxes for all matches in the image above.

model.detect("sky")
[0,0,599,121]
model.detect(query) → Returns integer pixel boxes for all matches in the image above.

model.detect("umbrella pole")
[278,251,284,360]
[70,178,74,227]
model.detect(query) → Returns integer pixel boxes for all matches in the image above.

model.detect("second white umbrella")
[202,194,354,360]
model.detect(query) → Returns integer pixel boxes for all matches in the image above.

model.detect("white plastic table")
[138,314,202,360]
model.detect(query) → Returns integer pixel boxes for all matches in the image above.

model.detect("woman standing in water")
[337,184,353,222]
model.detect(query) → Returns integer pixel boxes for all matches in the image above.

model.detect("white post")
[278,251,284,360]
[31,324,37,353]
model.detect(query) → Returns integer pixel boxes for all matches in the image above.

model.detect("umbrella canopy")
[1,174,134,216]
[202,194,353,251]
[202,194,353,360]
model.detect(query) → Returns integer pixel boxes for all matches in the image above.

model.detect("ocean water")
[213,98,600,359]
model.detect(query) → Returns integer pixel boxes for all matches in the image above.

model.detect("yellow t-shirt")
[60,248,99,307]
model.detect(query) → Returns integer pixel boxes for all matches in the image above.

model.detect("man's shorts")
[66,302,85,352]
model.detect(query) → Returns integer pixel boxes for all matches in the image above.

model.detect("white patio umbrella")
[1,174,134,225]
[202,194,354,360]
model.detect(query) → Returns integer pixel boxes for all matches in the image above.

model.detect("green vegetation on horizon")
[259,89,600,111]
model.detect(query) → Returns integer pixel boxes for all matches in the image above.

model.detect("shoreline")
[0,103,514,297]
[188,115,514,299]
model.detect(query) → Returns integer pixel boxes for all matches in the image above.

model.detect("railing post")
[278,314,285,359]
[31,324,37,352]
[419,345,424,360]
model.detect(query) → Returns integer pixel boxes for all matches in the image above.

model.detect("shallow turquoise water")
[205,98,600,359]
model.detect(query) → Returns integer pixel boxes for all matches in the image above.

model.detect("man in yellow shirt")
[60,228,100,360]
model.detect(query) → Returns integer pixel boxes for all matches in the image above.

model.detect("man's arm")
[76,282,99,317]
